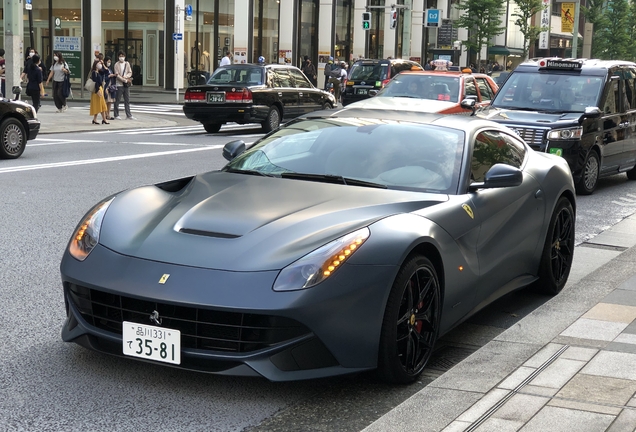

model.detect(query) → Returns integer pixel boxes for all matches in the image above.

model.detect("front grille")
[508,127,547,149]
[68,284,310,353]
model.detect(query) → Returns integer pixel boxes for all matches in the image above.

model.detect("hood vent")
[179,228,241,239]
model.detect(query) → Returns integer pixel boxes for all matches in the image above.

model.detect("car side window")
[603,78,619,114]
[476,78,493,101]
[289,69,311,88]
[273,69,292,88]
[471,130,525,182]
[465,78,478,98]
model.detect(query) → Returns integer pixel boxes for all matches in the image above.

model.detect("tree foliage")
[512,0,548,59]
[455,0,507,62]
[583,0,631,60]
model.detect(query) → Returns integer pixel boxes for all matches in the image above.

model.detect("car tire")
[322,102,331,110]
[575,150,599,195]
[203,123,222,133]
[534,196,575,296]
[377,254,441,384]
[0,118,27,159]
[627,165,636,180]
[262,106,280,133]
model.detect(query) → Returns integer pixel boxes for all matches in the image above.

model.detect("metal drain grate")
[427,345,477,372]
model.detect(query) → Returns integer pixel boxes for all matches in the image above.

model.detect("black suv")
[341,58,423,106]
[183,64,336,133]
[1,89,40,159]
[476,58,636,194]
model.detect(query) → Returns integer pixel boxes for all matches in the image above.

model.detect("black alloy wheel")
[203,123,222,133]
[0,118,27,159]
[535,196,575,295]
[576,150,599,195]
[378,255,441,384]
[262,106,280,132]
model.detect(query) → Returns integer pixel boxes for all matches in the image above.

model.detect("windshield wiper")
[225,168,279,177]
[280,172,387,189]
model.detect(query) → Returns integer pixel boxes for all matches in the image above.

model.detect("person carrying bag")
[45,51,70,112]
[113,51,135,120]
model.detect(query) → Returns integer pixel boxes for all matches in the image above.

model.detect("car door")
[272,68,300,119]
[620,67,636,170]
[599,74,627,174]
[468,130,545,305]
[289,68,321,114]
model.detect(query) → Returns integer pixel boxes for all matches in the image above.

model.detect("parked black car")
[476,58,636,194]
[183,64,336,133]
[341,58,423,106]
[1,88,40,159]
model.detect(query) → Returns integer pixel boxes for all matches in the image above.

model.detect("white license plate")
[122,321,181,365]
[356,88,369,95]
[208,92,225,103]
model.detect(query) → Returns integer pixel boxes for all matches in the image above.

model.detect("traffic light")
[362,12,371,30]
[390,8,398,30]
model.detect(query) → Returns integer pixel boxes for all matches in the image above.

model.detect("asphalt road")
[1,113,636,431]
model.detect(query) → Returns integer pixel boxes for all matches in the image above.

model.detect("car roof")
[516,57,636,75]
[352,58,418,65]
[303,107,515,135]
[399,71,493,79]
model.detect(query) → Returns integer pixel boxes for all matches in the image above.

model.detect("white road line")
[156,130,207,136]
[0,146,223,174]
[617,197,636,203]
[612,201,636,206]
[29,140,105,147]
[84,125,202,135]
[627,194,636,199]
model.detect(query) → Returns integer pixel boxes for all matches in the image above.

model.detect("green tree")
[455,0,507,63]
[512,0,549,59]
[582,0,611,58]
[604,0,630,59]
[627,0,636,60]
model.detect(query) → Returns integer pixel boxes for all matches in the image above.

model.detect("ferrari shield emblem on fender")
[158,274,170,284]
[462,204,474,219]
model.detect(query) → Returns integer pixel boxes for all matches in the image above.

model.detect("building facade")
[0,0,529,91]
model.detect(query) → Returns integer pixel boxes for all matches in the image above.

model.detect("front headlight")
[68,197,115,261]
[273,227,370,292]
[547,127,582,141]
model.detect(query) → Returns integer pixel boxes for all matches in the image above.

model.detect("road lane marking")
[30,140,106,147]
[0,146,223,174]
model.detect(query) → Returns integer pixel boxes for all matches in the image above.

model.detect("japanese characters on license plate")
[208,92,225,103]
[122,321,181,365]
[356,88,369,95]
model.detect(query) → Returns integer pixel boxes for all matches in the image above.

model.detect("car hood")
[477,105,583,125]
[99,172,447,271]
[347,96,458,113]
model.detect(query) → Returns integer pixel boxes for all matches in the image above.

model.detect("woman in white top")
[45,51,70,112]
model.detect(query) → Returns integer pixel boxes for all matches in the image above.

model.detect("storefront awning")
[488,46,510,55]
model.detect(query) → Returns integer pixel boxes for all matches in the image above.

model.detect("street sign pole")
[572,0,580,57]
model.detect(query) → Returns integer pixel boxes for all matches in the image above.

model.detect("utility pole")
[4,0,25,99]
[571,0,580,57]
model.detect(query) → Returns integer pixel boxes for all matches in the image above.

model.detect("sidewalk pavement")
[364,213,636,432]
[32,85,186,134]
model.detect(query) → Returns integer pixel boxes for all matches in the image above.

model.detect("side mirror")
[460,98,477,116]
[222,140,246,161]
[469,163,523,191]
[582,106,602,119]
[369,90,378,96]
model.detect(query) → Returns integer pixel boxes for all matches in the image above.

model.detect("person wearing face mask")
[89,60,109,125]
[25,54,45,112]
[45,51,70,112]
[102,57,117,120]
[20,47,36,82]
[113,51,135,120]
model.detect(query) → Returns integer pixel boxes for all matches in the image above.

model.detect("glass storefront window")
[184,2,215,76]
[334,0,353,63]
[219,0,235,66]
[368,0,385,59]
[298,0,318,66]
[253,0,280,65]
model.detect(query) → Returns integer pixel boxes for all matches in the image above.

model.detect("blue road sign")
[185,4,193,16]
[26,0,32,3]
[425,9,440,27]
[172,33,183,41]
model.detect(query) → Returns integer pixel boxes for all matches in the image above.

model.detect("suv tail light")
[381,79,391,87]
[226,88,253,103]
[185,89,205,102]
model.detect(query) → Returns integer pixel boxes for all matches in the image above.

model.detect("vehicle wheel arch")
[2,113,29,137]
[272,102,284,118]
[403,241,446,305]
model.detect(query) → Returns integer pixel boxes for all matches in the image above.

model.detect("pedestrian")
[102,56,117,120]
[25,54,44,112]
[0,48,5,98]
[301,57,317,86]
[113,51,135,120]
[45,51,70,113]
[89,59,109,124]
[328,59,342,101]
[220,50,232,66]
[338,61,348,103]
[323,56,334,90]
[257,55,266,65]
[301,55,309,71]
[20,47,36,82]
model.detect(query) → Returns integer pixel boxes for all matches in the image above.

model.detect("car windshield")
[348,63,389,81]
[492,71,604,113]
[223,118,465,194]
[376,74,460,102]
[207,67,264,85]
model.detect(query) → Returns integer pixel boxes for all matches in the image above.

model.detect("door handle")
[299,92,303,97]
[620,121,630,128]
[278,92,282,97]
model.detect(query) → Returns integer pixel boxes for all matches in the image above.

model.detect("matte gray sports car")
[61,109,576,383]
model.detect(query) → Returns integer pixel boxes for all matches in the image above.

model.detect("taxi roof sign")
[538,59,583,70]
